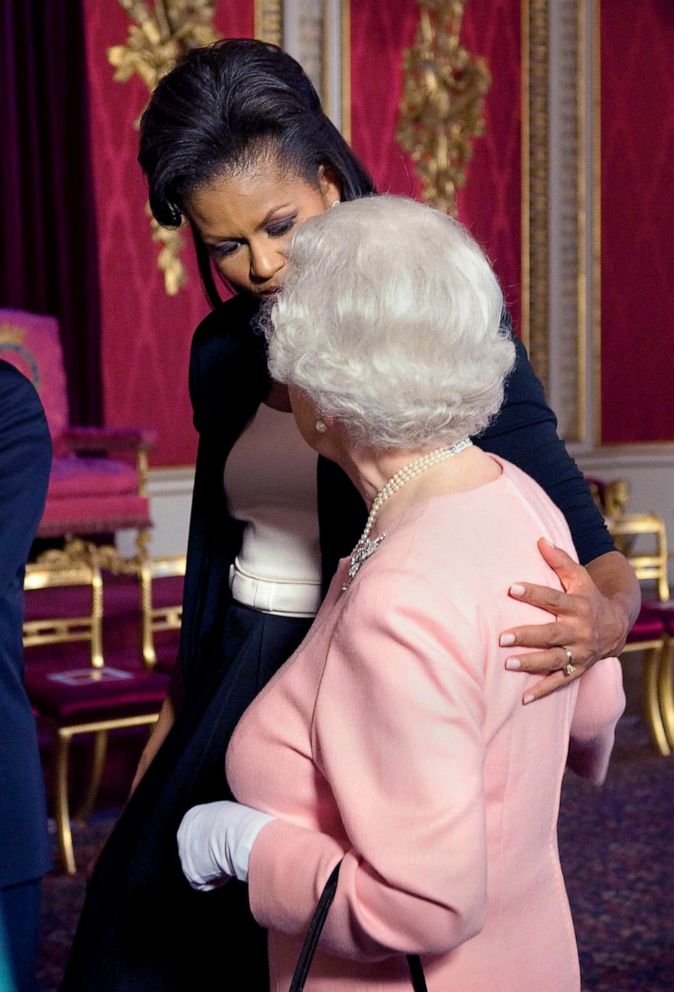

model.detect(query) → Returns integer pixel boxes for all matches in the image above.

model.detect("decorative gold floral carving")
[109,1,221,295]
[396,0,491,215]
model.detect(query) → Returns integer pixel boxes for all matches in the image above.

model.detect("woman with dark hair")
[62,39,637,992]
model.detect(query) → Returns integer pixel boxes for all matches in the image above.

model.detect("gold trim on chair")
[25,549,104,669]
[55,715,161,875]
[23,551,181,873]
[141,554,187,665]
[608,511,673,756]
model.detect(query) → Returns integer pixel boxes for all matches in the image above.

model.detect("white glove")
[177,800,275,890]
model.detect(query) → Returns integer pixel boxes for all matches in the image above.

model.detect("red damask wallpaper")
[600,1,674,443]
[83,2,254,466]
[350,0,522,333]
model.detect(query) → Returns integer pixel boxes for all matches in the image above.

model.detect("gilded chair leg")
[75,729,109,822]
[137,528,156,668]
[658,638,674,751]
[642,646,671,757]
[91,561,104,669]
[55,730,77,875]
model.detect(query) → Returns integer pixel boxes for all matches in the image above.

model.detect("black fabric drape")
[0,0,102,424]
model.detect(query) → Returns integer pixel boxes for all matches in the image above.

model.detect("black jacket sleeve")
[477,330,614,566]
[0,361,52,886]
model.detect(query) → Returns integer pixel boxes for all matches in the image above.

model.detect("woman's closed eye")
[208,216,297,260]
[266,215,297,238]
[209,240,241,259]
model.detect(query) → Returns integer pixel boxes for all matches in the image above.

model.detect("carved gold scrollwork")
[109,1,221,295]
[396,0,491,215]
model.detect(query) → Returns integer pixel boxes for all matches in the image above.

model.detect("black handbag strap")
[289,860,428,992]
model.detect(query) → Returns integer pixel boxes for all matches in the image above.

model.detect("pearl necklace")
[340,438,473,594]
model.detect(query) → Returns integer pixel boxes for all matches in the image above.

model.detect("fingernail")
[523,694,534,705]
[509,583,526,597]
[500,633,516,646]
[541,537,554,547]
[505,657,521,670]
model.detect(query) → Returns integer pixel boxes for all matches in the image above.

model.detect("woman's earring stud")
[331,200,340,208]
[315,419,327,434]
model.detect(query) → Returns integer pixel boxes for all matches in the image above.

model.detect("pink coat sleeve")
[248,570,489,961]
[566,656,625,785]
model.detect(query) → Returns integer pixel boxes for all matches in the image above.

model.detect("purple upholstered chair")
[23,557,171,874]
[609,511,674,756]
[0,308,159,664]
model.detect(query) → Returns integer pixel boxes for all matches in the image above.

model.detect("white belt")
[229,560,321,618]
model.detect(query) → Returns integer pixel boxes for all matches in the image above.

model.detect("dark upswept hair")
[138,38,376,306]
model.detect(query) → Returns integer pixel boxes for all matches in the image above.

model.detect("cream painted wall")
[116,468,194,560]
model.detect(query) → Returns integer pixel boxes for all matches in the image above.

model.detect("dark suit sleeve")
[0,365,51,592]
[0,362,52,887]
[477,326,614,566]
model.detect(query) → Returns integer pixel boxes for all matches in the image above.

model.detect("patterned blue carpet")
[559,713,674,991]
[38,710,674,991]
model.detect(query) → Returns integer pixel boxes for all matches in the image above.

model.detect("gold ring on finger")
[562,647,576,677]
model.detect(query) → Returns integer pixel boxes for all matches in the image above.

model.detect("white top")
[224,403,322,617]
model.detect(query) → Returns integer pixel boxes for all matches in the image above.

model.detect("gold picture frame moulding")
[255,0,283,46]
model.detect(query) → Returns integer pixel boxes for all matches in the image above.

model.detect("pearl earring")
[315,419,327,434]
[331,200,340,208]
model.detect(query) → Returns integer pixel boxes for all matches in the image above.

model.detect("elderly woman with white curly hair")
[178,196,625,992]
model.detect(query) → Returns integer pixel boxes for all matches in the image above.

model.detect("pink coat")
[227,458,625,992]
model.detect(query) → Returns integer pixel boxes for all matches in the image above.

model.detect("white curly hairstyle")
[265,195,515,449]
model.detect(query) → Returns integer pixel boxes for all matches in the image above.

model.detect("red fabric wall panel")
[350,2,423,200]
[83,2,254,466]
[457,4,521,332]
[601,2,674,443]
[350,1,522,332]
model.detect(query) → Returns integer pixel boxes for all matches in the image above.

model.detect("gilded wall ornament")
[396,0,491,215]
[109,1,221,295]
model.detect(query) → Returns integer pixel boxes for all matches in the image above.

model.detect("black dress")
[61,296,613,991]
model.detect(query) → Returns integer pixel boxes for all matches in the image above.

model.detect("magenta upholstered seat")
[2,307,164,668]
[606,508,674,756]
[625,610,667,643]
[47,456,139,499]
[38,494,150,538]
[24,666,169,724]
[22,560,173,874]
[641,599,674,631]
[0,308,156,540]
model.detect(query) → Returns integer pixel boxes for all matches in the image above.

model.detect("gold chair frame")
[608,512,673,757]
[145,553,187,635]
[24,552,185,874]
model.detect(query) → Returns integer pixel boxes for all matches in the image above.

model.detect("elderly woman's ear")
[286,385,335,451]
